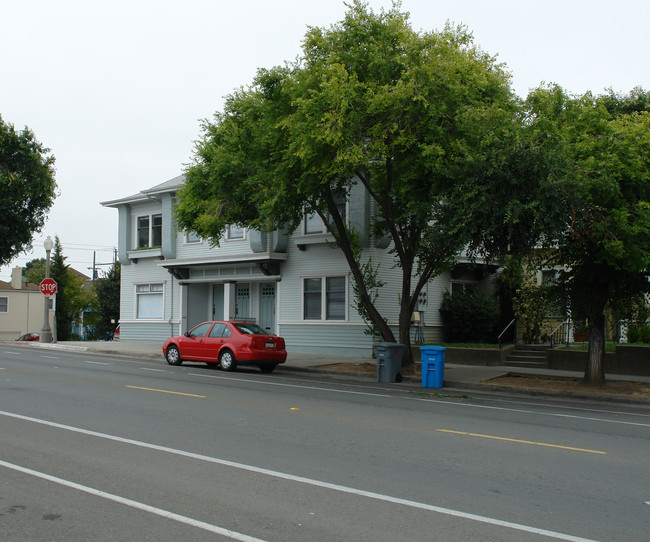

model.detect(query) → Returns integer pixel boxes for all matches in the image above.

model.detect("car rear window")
[234,323,268,335]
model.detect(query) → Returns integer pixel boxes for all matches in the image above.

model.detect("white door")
[259,283,276,334]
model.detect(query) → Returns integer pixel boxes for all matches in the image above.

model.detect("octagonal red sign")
[40,278,57,297]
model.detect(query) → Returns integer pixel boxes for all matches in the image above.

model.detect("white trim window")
[303,276,346,320]
[185,232,201,244]
[0,296,7,313]
[136,283,164,319]
[227,225,245,240]
[137,213,162,248]
[304,191,347,235]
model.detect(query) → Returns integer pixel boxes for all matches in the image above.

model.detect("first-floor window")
[136,283,163,319]
[0,297,7,313]
[303,276,346,320]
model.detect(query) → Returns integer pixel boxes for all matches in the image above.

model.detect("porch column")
[223,282,237,320]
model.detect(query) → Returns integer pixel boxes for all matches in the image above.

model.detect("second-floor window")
[227,225,245,240]
[137,214,162,248]
[0,297,7,313]
[304,192,347,235]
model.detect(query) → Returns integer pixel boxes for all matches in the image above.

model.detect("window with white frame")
[227,225,245,240]
[451,282,477,296]
[303,276,346,320]
[137,214,162,248]
[136,283,164,319]
[185,231,201,244]
[304,191,347,235]
[0,297,7,313]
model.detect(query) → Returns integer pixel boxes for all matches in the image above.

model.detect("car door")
[201,322,228,362]
[182,322,213,360]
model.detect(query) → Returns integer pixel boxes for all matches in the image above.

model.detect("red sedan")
[162,321,287,373]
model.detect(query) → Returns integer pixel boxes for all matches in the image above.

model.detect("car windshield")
[233,322,270,335]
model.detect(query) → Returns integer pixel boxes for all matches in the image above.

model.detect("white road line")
[141,368,167,372]
[189,373,650,428]
[0,459,266,542]
[40,355,59,359]
[83,361,110,365]
[0,409,598,542]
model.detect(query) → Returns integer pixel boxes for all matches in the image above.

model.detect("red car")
[162,321,287,373]
[16,332,40,342]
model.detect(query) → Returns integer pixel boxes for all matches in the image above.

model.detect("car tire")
[166,345,183,366]
[219,349,237,371]
[258,363,276,373]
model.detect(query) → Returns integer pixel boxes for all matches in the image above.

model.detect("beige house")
[0,267,54,341]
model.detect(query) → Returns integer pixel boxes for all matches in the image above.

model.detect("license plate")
[265,342,274,349]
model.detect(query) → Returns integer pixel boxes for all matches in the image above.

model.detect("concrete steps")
[505,344,551,369]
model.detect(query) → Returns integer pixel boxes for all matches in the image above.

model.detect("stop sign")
[40,278,57,297]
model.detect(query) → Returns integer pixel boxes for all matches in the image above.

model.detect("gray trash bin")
[375,342,404,383]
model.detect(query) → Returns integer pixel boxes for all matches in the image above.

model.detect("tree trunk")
[584,309,606,385]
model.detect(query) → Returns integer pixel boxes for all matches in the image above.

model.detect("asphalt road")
[1,344,649,541]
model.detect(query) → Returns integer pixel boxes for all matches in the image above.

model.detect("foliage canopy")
[178,2,569,362]
[0,116,57,266]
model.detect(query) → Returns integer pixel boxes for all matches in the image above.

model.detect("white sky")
[1,0,648,280]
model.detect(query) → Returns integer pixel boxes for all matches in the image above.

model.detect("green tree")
[529,86,650,384]
[24,258,46,285]
[0,116,57,265]
[178,2,564,364]
[49,236,92,341]
[91,261,121,339]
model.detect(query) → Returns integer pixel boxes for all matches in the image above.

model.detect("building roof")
[101,174,185,207]
[0,280,40,291]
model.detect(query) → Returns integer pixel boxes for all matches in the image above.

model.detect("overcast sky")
[2,0,648,280]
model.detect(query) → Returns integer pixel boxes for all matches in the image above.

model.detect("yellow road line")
[437,429,606,455]
[126,385,205,398]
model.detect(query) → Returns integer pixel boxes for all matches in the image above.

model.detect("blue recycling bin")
[420,345,446,388]
[375,342,404,383]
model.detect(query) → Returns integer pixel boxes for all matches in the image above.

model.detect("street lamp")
[40,236,54,343]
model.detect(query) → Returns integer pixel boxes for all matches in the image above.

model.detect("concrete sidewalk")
[19,340,650,394]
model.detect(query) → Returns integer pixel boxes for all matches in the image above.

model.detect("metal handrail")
[549,317,571,346]
[498,318,516,349]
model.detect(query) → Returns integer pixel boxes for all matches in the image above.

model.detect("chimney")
[11,267,23,289]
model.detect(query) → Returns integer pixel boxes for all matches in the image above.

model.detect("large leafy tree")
[529,86,650,384]
[178,2,565,363]
[0,116,57,265]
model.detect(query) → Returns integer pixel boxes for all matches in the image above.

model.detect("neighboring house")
[101,175,495,356]
[0,267,54,341]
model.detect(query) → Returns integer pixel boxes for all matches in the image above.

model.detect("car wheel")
[166,345,183,366]
[258,363,276,373]
[219,349,237,371]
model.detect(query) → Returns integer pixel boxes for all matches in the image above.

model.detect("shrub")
[627,324,650,344]
[439,288,499,343]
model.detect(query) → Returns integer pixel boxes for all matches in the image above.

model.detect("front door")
[259,283,276,334]
[212,284,224,320]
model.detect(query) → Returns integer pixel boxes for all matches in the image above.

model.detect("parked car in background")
[162,321,287,373]
[16,332,39,341]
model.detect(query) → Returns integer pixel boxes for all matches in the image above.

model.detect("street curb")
[5,342,649,405]
[26,343,88,352]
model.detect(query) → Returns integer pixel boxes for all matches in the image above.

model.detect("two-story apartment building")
[102,175,494,357]
[0,267,54,341]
